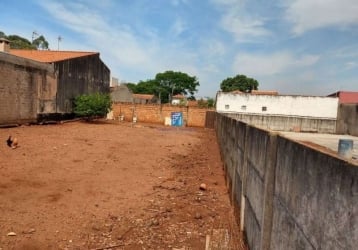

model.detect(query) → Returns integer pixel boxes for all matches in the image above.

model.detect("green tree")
[125,83,138,93]
[135,71,199,103]
[32,35,49,50]
[7,35,35,49]
[220,74,259,93]
[1,31,50,49]
[74,93,111,120]
[197,97,215,108]
[155,71,199,101]
[207,97,215,108]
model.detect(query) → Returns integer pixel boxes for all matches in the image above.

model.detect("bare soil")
[0,120,246,250]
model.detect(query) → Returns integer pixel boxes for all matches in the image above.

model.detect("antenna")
[57,36,62,51]
[32,31,39,43]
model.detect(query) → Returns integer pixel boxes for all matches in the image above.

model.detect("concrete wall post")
[260,132,278,250]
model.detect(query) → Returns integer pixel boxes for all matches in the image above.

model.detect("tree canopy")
[130,70,199,103]
[74,93,111,120]
[0,31,49,50]
[32,35,49,50]
[220,74,259,93]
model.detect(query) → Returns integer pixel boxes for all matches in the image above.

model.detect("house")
[110,84,133,103]
[10,49,110,113]
[0,40,110,125]
[133,94,157,104]
[327,91,358,104]
[172,94,186,105]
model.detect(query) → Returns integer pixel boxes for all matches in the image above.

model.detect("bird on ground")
[6,136,18,149]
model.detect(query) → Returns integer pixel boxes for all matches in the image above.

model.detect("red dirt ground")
[0,120,246,250]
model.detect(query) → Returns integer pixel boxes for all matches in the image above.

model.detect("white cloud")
[169,18,187,37]
[171,0,188,6]
[221,14,271,42]
[345,61,358,70]
[211,0,271,42]
[233,52,320,76]
[285,0,358,35]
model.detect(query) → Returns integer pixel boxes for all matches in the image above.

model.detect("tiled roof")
[172,94,185,99]
[9,49,98,63]
[251,90,278,95]
[133,94,154,100]
[328,91,358,103]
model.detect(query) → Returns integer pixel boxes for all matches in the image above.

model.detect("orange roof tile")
[9,49,98,63]
[173,94,185,99]
[133,94,155,100]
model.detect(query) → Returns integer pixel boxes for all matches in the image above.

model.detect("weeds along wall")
[112,103,210,127]
[215,113,358,250]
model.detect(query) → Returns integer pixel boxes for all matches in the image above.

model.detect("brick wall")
[112,103,210,127]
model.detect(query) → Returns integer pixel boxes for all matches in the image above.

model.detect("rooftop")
[9,49,98,63]
[133,94,155,100]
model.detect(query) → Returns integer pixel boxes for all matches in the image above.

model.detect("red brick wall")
[112,103,212,127]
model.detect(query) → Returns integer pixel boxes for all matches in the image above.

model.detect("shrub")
[74,93,111,120]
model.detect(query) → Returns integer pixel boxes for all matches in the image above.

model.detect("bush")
[74,93,111,120]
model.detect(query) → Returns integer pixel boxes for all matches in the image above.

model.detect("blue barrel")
[338,139,353,159]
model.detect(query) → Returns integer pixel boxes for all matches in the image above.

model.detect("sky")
[1,0,358,98]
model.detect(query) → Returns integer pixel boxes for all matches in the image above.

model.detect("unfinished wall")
[336,103,358,136]
[0,52,57,125]
[215,113,358,250]
[226,113,336,133]
[112,103,209,127]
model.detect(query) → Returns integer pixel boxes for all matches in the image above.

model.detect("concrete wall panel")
[227,113,336,133]
[214,113,358,250]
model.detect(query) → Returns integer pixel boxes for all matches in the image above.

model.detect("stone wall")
[112,103,209,127]
[0,52,57,125]
[215,113,358,250]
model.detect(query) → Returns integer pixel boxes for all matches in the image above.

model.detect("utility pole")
[57,36,62,51]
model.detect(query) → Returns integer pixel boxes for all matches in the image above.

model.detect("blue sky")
[1,0,358,98]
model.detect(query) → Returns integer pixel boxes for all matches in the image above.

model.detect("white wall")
[216,92,339,119]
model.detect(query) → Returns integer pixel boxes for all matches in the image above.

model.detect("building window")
[225,104,230,109]
[241,105,247,110]
[262,106,267,111]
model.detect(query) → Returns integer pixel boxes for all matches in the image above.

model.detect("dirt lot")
[0,120,246,250]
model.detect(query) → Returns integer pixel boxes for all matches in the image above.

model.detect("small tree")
[74,93,111,120]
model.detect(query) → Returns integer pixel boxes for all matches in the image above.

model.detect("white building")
[216,91,339,119]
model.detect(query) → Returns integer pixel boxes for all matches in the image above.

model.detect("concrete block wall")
[215,113,358,250]
[226,113,337,133]
[0,52,57,125]
[336,104,358,136]
[112,103,210,127]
